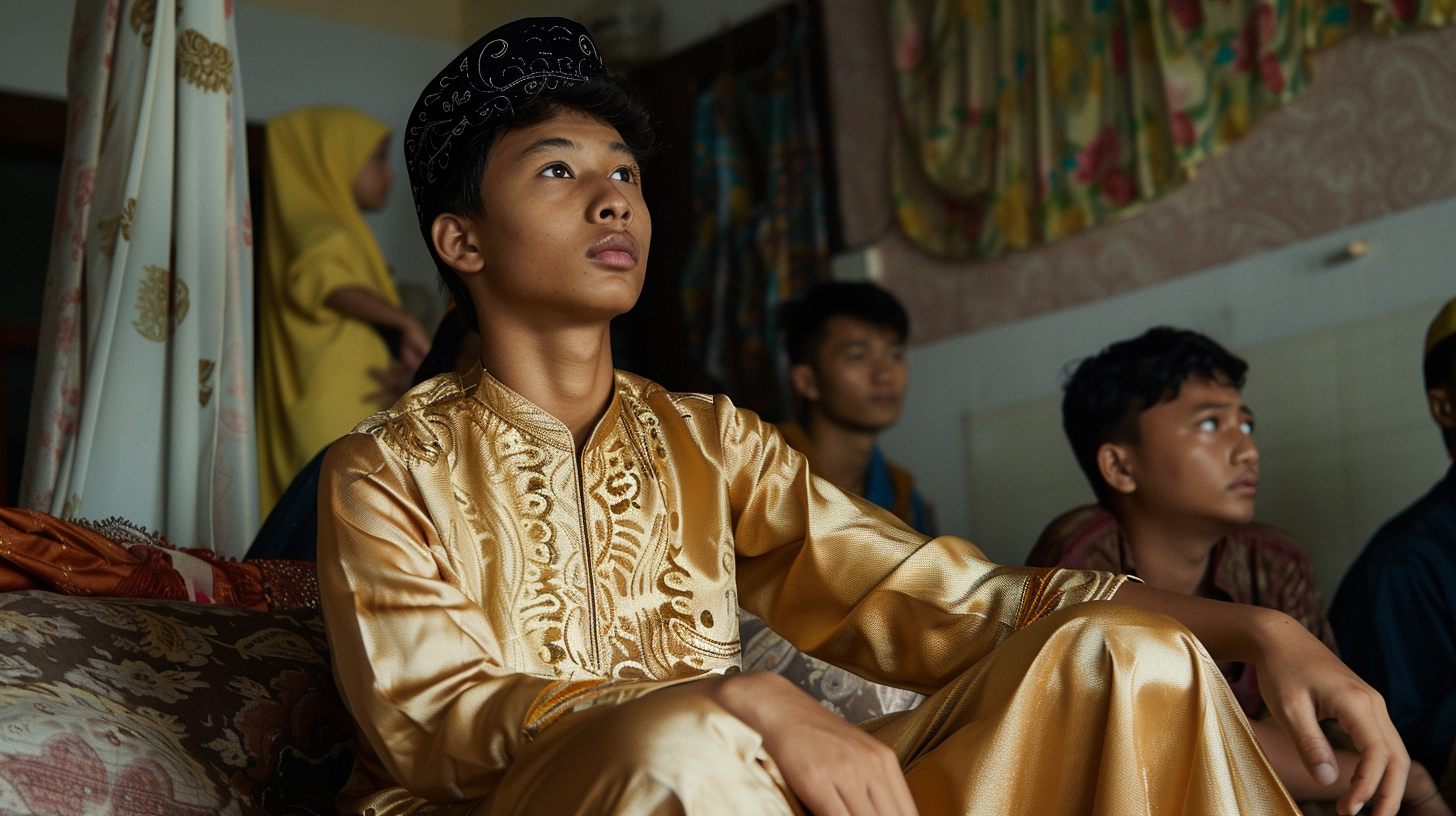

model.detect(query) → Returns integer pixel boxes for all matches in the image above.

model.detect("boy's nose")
[591,181,632,224]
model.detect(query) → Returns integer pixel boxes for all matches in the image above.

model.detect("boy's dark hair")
[781,282,910,368]
[1062,327,1248,501]
[420,75,656,331]
[1425,334,1456,392]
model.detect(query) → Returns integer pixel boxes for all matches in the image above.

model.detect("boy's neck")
[476,309,616,451]
[1114,503,1230,597]
[805,410,878,497]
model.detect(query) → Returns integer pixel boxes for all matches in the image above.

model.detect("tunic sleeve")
[283,231,378,316]
[317,432,683,799]
[716,398,1127,694]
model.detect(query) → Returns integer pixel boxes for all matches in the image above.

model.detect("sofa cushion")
[0,591,353,815]
[738,609,922,724]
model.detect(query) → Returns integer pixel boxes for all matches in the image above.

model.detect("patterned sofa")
[0,508,921,814]
[0,590,354,815]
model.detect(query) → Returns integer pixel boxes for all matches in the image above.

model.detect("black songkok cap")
[404,17,605,234]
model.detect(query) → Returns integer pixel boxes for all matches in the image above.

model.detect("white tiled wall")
[959,299,1453,608]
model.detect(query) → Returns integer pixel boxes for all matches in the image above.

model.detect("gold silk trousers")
[317,367,1298,815]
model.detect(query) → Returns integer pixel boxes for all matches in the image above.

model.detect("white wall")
[882,193,1456,597]
[0,0,73,99]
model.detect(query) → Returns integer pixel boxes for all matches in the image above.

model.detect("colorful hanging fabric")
[889,0,1455,259]
[679,14,832,419]
[21,0,257,557]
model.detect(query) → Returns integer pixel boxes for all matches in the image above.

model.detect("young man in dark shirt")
[1333,297,1456,792]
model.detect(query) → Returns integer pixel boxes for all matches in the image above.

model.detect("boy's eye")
[1240,421,1254,435]
[541,163,572,179]
[1198,418,1218,432]
[611,166,635,182]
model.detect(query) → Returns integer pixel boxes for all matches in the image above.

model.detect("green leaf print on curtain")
[889,0,1454,260]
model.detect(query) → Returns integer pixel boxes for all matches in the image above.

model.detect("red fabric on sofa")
[0,508,317,611]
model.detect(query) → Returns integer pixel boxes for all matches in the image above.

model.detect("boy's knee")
[585,687,759,772]
[1045,603,1204,679]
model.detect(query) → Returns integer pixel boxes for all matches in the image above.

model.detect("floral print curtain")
[21,0,257,556]
[890,0,1454,259]
[679,14,832,419]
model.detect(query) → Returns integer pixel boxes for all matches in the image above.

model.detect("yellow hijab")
[262,105,397,309]
[256,106,401,514]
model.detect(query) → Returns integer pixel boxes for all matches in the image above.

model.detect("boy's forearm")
[1111,580,1288,664]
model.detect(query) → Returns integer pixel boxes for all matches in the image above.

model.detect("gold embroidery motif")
[129,0,157,47]
[198,359,215,407]
[132,265,190,342]
[98,198,136,259]
[1013,569,1068,632]
[177,29,233,94]
[101,101,118,146]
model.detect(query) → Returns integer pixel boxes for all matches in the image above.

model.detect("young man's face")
[793,316,908,432]
[1113,375,1259,529]
[457,109,649,323]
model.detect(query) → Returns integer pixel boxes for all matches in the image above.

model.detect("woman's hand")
[691,672,919,816]
[366,359,415,409]
[398,316,431,370]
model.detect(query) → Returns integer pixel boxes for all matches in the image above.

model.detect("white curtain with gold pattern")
[21,0,258,557]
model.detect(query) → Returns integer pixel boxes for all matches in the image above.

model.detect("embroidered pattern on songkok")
[404,17,605,235]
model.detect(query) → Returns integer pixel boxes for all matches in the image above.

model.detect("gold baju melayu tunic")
[317,367,1299,815]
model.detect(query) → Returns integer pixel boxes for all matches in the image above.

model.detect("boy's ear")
[789,363,820,403]
[431,212,485,275]
[1096,442,1138,496]
[1430,386,1456,431]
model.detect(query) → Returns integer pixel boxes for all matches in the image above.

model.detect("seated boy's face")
[800,316,908,431]
[1125,374,1259,528]
[465,108,650,321]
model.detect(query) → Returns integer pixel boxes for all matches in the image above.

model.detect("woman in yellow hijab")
[256,106,430,514]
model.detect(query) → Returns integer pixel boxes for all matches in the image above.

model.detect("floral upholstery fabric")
[0,591,353,815]
[739,610,923,724]
[889,0,1455,259]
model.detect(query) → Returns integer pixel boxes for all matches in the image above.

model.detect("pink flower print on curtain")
[21,0,258,557]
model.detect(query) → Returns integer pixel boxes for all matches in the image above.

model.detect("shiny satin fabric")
[317,366,1296,814]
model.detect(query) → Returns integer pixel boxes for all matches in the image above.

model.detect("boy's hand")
[1250,612,1408,816]
[1115,582,1410,816]
[702,672,919,816]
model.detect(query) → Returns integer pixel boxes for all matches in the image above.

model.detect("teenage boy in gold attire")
[317,18,1411,816]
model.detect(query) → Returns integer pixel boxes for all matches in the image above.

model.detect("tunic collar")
[466,361,624,453]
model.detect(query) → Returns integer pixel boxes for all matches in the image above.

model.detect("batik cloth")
[1331,464,1456,773]
[1027,504,1335,718]
[317,365,1298,815]
[256,107,401,514]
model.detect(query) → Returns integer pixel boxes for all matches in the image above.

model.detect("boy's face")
[449,109,649,324]
[792,316,908,432]
[1108,374,1259,530]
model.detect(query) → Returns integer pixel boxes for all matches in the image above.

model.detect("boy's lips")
[1230,473,1259,495]
[588,233,639,269]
